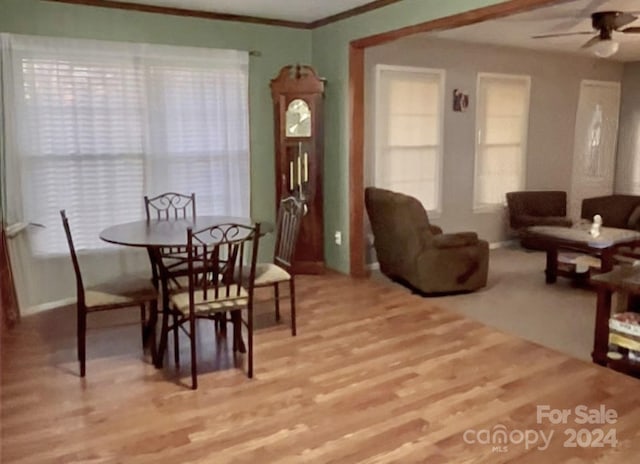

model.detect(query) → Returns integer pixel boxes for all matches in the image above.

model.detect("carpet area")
[373,245,599,361]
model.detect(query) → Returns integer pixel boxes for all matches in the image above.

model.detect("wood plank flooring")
[2,273,639,463]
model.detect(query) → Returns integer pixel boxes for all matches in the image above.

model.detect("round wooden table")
[99,215,265,366]
[99,216,259,248]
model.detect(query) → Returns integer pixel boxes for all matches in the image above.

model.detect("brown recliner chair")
[505,191,572,249]
[365,187,489,294]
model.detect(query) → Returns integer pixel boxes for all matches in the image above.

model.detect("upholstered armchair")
[365,187,489,294]
[506,191,572,248]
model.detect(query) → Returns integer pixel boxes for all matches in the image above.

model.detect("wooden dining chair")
[144,192,196,365]
[144,192,196,221]
[157,222,261,389]
[251,196,304,336]
[60,210,158,377]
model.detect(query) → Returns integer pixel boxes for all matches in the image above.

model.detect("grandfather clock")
[270,64,325,274]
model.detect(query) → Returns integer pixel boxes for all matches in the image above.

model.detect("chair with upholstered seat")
[144,192,196,364]
[157,222,261,389]
[144,192,196,275]
[252,196,304,336]
[60,210,158,377]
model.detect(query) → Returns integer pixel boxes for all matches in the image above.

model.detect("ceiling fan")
[532,11,640,57]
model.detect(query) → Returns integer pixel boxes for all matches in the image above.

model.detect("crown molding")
[45,0,404,29]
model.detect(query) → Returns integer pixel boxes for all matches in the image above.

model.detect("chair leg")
[140,304,146,348]
[231,310,241,352]
[157,306,169,368]
[289,277,297,337]
[156,277,170,368]
[247,306,253,379]
[77,308,87,377]
[173,311,180,366]
[148,300,158,365]
[189,315,198,390]
[219,312,227,335]
[274,283,280,322]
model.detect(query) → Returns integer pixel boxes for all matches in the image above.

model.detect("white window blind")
[374,65,445,212]
[5,34,249,255]
[474,73,531,209]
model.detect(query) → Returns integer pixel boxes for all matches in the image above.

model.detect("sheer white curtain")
[0,33,250,313]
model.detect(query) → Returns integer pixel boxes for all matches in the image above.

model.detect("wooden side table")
[590,266,640,376]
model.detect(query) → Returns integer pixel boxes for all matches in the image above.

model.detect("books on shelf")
[609,312,640,355]
[609,332,640,352]
[609,312,640,338]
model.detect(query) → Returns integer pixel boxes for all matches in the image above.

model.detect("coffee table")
[526,225,640,284]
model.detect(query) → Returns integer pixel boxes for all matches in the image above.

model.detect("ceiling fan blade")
[621,26,640,33]
[532,31,596,39]
[581,35,601,49]
[547,0,605,32]
[613,12,638,29]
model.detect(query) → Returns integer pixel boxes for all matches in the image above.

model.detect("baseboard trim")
[367,262,380,271]
[489,239,517,250]
[23,297,76,316]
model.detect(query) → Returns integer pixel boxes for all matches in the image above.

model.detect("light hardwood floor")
[2,273,639,463]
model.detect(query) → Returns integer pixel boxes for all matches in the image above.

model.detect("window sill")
[473,204,506,214]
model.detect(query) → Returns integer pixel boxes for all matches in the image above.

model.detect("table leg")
[145,247,161,366]
[147,247,168,369]
[592,287,612,366]
[600,248,615,273]
[545,248,558,284]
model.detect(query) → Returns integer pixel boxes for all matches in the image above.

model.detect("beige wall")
[364,36,624,255]
[615,62,640,194]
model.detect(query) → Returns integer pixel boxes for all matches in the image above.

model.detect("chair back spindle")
[186,223,261,318]
[60,210,85,306]
[273,196,304,270]
[144,192,196,221]
[144,192,196,260]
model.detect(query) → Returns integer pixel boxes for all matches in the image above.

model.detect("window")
[374,65,445,213]
[474,73,531,210]
[4,34,249,255]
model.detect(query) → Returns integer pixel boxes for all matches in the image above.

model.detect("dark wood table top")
[100,216,266,248]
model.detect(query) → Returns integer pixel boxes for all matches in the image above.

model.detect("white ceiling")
[114,0,376,23]
[430,0,640,62]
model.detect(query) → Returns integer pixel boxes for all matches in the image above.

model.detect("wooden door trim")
[348,0,568,277]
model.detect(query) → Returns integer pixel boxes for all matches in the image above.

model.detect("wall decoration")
[453,89,469,112]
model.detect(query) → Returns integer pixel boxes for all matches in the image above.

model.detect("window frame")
[473,72,531,212]
[7,37,251,256]
[374,64,446,216]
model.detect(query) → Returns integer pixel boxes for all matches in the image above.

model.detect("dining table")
[99,215,263,249]
[99,215,269,366]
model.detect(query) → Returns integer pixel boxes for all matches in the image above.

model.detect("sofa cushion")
[581,195,640,229]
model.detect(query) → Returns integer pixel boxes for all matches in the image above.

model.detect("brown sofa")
[506,191,572,248]
[581,195,640,230]
[365,187,489,294]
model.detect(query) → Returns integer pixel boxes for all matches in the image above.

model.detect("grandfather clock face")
[285,99,312,138]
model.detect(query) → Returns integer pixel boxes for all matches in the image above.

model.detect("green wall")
[0,0,510,273]
[0,0,312,256]
[312,0,512,273]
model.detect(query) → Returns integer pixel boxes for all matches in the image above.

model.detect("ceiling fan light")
[591,39,619,58]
